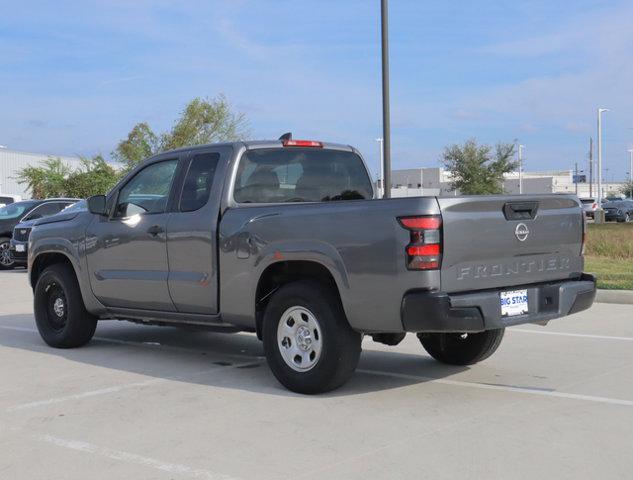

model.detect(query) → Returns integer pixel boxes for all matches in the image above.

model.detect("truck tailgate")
[437,195,584,293]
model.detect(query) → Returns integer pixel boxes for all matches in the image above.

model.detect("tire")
[626,213,631,223]
[34,263,97,348]
[262,281,361,394]
[417,328,505,366]
[0,237,15,270]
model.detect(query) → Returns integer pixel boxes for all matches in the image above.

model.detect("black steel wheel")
[34,263,97,348]
[417,329,505,366]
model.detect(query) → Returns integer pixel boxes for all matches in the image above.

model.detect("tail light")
[282,139,323,148]
[398,215,442,270]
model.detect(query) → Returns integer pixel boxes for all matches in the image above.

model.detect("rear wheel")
[262,281,361,394]
[0,237,15,270]
[417,329,505,365]
[34,263,97,348]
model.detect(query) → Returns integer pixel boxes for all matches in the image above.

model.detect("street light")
[375,138,384,198]
[628,149,633,187]
[380,0,392,198]
[517,144,525,194]
[597,108,609,204]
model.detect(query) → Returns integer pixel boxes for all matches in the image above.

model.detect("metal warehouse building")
[0,147,84,198]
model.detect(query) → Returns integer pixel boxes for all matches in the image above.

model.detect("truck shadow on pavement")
[0,314,468,397]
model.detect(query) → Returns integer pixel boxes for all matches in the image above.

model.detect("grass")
[585,223,633,290]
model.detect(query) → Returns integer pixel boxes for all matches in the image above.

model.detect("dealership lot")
[1,270,632,479]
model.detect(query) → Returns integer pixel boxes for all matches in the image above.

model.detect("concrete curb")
[596,289,633,305]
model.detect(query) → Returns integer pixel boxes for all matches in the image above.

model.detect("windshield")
[605,201,629,208]
[0,201,37,220]
[234,148,373,203]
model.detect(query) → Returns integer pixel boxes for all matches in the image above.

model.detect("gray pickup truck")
[28,137,596,393]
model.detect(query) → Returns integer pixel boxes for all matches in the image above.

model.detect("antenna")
[278,132,292,141]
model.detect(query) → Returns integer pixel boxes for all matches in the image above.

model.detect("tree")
[16,155,120,198]
[442,139,518,195]
[113,95,248,171]
[111,122,158,171]
[620,182,633,198]
[65,156,120,198]
[16,158,70,198]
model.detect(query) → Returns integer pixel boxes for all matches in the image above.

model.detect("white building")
[0,147,84,198]
[379,167,625,199]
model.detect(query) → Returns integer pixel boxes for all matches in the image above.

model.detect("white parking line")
[36,434,240,480]
[357,369,633,407]
[512,329,633,342]
[7,380,161,412]
[6,363,260,412]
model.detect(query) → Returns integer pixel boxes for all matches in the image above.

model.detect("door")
[86,158,180,311]
[166,149,226,314]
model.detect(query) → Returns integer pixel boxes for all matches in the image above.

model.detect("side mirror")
[87,195,107,216]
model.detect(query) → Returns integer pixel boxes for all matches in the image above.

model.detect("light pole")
[380,0,392,198]
[517,144,525,194]
[628,149,633,188]
[376,138,384,198]
[597,108,609,203]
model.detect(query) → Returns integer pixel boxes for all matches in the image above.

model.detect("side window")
[179,153,219,212]
[24,202,66,220]
[115,159,178,218]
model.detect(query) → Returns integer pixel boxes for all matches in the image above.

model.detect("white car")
[0,194,22,207]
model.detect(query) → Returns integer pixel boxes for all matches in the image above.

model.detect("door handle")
[147,225,164,237]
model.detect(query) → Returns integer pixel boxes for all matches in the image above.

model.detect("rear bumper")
[401,273,597,333]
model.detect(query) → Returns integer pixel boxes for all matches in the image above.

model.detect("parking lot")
[0,270,632,479]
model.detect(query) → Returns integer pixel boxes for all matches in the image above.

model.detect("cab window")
[115,160,178,218]
[179,153,219,212]
[233,149,373,204]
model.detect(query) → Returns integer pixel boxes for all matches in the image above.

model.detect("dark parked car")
[11,200,84,266]
[603,200,633,222]
[0,198,78,269]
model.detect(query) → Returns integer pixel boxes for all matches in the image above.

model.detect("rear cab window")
[233,148,373,204]
[179,153,219,212]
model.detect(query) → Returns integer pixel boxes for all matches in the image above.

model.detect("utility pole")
[380,0,392,198]
[588,137,593,198]
[628,149,633,190]
[518,144,525,194]
[375,138,384,198]
[597,108,609,203]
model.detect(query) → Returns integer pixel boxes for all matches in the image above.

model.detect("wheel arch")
[30,251,78,289]
[254,260,348,339]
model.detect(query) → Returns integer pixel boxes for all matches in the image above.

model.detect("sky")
[2,0,633,181]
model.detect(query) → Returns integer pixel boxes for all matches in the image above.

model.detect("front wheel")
[417,329,505,365]
[0,237,15,270]
[34,263,97,348]
[262,281,361,394]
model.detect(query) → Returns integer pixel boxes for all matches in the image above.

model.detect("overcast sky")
[2,0,633,180]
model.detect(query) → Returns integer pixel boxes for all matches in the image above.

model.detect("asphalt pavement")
[1,269,632,479]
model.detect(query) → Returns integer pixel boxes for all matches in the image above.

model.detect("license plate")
[500,289,528,317]
[15,244,25,252]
